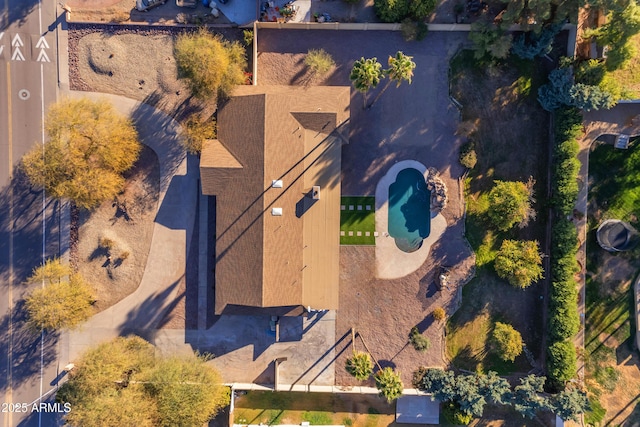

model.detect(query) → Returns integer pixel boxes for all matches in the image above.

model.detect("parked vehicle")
[136,0,166,11]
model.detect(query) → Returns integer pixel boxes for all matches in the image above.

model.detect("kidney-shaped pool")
[388,168,431,253]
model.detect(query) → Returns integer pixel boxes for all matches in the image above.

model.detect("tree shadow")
[1,0,39,29]
[0,300,59,393]
[0,167,57,287]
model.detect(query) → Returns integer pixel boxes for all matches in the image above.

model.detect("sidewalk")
[62,92,196,362]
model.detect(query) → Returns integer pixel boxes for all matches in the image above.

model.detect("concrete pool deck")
[374,160,447,279]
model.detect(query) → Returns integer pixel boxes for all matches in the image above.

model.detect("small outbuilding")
[395,395,440,425]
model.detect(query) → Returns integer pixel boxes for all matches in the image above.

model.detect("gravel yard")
[68,24,241,118]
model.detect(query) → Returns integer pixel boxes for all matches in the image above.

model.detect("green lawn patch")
[234,391,394,427]
[589,138,640,225]
[340,196,375,245]
[605,33,640,99]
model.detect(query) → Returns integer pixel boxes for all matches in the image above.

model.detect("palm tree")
[371,51,417,107]
[349,57,383,109]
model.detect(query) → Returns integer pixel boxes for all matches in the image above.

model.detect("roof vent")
[272,180,283,188]
[271,207,283,216]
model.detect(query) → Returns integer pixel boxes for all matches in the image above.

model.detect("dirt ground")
[68,26,226,120]
[76,146,159,312]
[447,52,551,371]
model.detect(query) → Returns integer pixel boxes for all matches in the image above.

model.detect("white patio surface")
[374,160,446,279]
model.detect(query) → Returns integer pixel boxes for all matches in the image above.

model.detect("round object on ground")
[597,219,637,252]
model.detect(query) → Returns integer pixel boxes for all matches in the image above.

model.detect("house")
[199,85,350,315]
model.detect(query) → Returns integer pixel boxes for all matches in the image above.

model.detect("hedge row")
[547,107,582,385]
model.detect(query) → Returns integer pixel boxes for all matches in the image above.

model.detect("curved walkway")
[62,91,196,362]
[374,160,446,279]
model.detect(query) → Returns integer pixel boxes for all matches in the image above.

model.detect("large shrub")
[491,322,523,362]
[345,351,373,380]
[409,327,431,352]
[442,402,473,425]
[22,98,141,210]
[487,180,534,231]
[174,29,247,99]
[374,0,436,22]
[494,239,544,289]
[547,340,577,383]
[374,368,403,402]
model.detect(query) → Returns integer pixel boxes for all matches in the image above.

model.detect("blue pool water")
[388,168,431,253]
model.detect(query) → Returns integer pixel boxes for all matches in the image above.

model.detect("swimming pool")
[388,168,431,253]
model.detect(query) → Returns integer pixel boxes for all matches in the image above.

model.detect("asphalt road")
[0,0,62,426]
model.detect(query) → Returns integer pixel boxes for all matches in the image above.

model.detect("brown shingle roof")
[200,85,350,314]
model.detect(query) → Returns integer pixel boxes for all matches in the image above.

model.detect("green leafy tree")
[538,67,575,111]
[459,141,477,169]
[25,258,71,285]
[477,371,511,405]
[551,388,590,422]
[182,114,216,155]
[174,28,247,99]
[345,351,374,380]
[57,336,158,427]
[442,402,474,425]
[589,0,640,71]
[511,375,549,418]
[350,57,383,109]
[57,336,229,427]
[418,368,458,402]
[494,239,544,289]
[487,180,534,231]
[146,355,230,427]
[455,375,486,418]
[574,59,606,86]
[538,67,617,111]
[22,98,141,210]
[374,367,403,402]
[24,260,94,331]
[498,0,552,32]
[408,0,437,19]
[491,322,524,362]
[304,49,335,77]
[569,83,617,111]
[374,0,409,22]
[373,0,436,21]
[547,340,577,383]
[370,51,416,107]
[387,51,416,87]
[469,21,513,60]
[511,24,562,59]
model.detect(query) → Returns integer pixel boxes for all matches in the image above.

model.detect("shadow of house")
[200,86,350,316]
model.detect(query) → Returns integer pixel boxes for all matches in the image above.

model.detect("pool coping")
[374,160,447,280]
